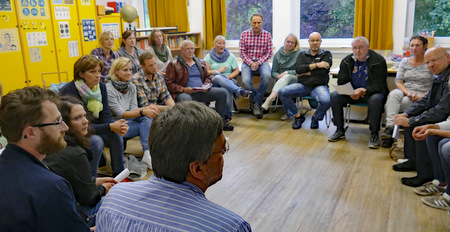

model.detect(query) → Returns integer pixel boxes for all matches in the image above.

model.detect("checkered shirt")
[132,71,172,107]
[239,29,273,66]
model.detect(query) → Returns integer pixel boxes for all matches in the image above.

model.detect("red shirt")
[239,29,273,66]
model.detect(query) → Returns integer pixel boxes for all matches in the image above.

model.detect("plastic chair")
[299,95,331,128]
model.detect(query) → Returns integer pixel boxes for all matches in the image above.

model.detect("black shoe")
[380,126,394,139]
[401,176,433,187]
[381,138,394,148]
[292,115,306,130]
[393,160,416,172]
[328,130,345,142]
[310,116,319,129]
[223,122,234,131]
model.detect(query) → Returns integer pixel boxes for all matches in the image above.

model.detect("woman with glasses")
[90,31,120,82]
[59,55,128,177]
[44,96,118,226]
[262,34,301,111]
[107,57,158,169]
[381,36,434,146]
[117,30,145,75]
[146,30,173,76]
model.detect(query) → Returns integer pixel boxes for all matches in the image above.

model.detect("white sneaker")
[397,158,409,164]
[142,150,152,170]
[281,114,288,121]
[261,97,274,110]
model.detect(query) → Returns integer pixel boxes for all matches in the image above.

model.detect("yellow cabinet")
[76,0,98,55]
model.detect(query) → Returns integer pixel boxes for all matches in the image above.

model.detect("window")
[225,0,273,40]
[299,0,355,39]
[413,0,449,37]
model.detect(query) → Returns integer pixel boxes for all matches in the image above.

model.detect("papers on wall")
[29,47,42,62]
[0,28,21,52]
[54,6,69,20]
[26,31,47,47]
[82,19,96,42]
[58,21,70,39]
[68,40,78,57]
[101,23,120,39]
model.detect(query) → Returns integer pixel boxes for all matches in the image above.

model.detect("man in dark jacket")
[328,36,388,149]
[393,46,450,187]
[165,39,233,131]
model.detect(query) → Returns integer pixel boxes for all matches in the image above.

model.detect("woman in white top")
[146,30,173,76]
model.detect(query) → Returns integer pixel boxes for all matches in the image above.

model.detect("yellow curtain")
[203,0,227,50]
[148,0,190,32]
[354,0,393,50]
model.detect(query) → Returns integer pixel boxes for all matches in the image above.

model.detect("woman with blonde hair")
[147,30,173,75]
[90,31,119,81]
[117,30,145,75]
[262,33,302,110]
[106,57,159,169]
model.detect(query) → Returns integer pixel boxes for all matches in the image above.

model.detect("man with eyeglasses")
[392,46,450,188]
[328,36,389,149]
[0,87,90,231]
[95,101,251,232]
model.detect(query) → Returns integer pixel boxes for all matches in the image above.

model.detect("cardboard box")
[97,5,105,16]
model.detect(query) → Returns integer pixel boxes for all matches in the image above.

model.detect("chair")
[299,95,331,128]
[344,102,369,131]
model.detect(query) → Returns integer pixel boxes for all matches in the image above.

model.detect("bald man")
[393,46,450,187]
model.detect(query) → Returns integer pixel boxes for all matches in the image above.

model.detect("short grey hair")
[148,101,223,183]
[352,36,369,47]
[213,35,226,45]
[180,39,194,49]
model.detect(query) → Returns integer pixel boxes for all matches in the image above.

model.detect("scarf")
[75,79,103,118]
[209,48,230,63]
[111,80,131,94]
[152,45,169,63]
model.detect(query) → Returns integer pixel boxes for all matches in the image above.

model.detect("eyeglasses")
[285,40,296,45]
[352,45,368,51]
[213,140,229,155]
[425,54,447,65]
[32,118,64,129]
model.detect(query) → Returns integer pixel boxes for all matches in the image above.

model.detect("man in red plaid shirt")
[239,13,273,119]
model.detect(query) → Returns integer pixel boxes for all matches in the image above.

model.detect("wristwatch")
[139,109,144,117]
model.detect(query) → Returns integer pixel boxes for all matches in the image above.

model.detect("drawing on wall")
[29,47,42,62]
[80,0,90,6]
[19,0,49,19]
[26,31,48,47]
[0,0,12,12]
[58,21,70,39]
[68,40,79,57]
[82,19,96,42]
[101,23,120,39]
[0,28,21,52]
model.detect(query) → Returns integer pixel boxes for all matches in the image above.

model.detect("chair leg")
[344,103,351,131]
[325,109,331,128]
[232,94,239,113]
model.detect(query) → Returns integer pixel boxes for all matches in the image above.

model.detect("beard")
[36,130,67,155]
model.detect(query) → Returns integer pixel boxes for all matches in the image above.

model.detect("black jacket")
[295,49,332,89]
[337,49,389,97]
[404,66,450,127]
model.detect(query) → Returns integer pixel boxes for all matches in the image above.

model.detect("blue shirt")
[186,63,204,87]
[351,60,368,89]
[95,175,252,232]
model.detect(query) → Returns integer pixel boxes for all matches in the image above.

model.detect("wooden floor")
[125,106,450,232]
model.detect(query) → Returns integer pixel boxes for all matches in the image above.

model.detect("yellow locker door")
[97,14,122,50]
[49,1,81,83]
[15,0,59,88]
[0,0,27,94]
[76,0,98,55]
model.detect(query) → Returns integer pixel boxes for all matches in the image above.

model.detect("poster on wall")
[0,0,12,12]
[0,28,21,52]
[63,0,73,5]
[54,6,69,20]
[82,19,96,42]
[29,47,42,62]
[19,0,49,19]
[58,21,70,39]
[26,31,48,47]
[68,40,79,57]
[80,0,90,6]
[101,23,120,39]
[52,0,62,4]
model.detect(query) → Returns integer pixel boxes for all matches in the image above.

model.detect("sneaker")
[223,122,234,131]
[422,194,450,210]
[381,138,394,148]
[393,160,416,172]
[401,176,433,187]
[368,133,380,149]
[310,116,319,129]
[261,97,275,110]
[142,150,152,170]
[251,102,261,118]
[328,130,345,142]
[380,126,394,139]
[239,89,252,99]
[280,114,288,121]
[414,181,446,196]
[292,115,305,130]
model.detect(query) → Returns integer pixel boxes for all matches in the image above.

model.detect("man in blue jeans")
[278,32,332,130]
[328,36,388,149]
[239,13,273,119]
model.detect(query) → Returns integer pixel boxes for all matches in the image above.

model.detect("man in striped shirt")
[95,101,251,232]
[239,13,273,119]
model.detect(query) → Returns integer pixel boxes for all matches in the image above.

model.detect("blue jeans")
[175,87,228,119]
[241,62,271,105]
[89,132,124,177]
[278,84,330,119]
[439,138,450,195]
[212,75,241,117]
[78,197,104,227]
[330,91,385,132]
[123,116,152,151]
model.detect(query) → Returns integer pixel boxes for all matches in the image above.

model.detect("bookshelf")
[164,32,203,58]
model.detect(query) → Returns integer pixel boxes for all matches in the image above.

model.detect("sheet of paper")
[332,82,355,95]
